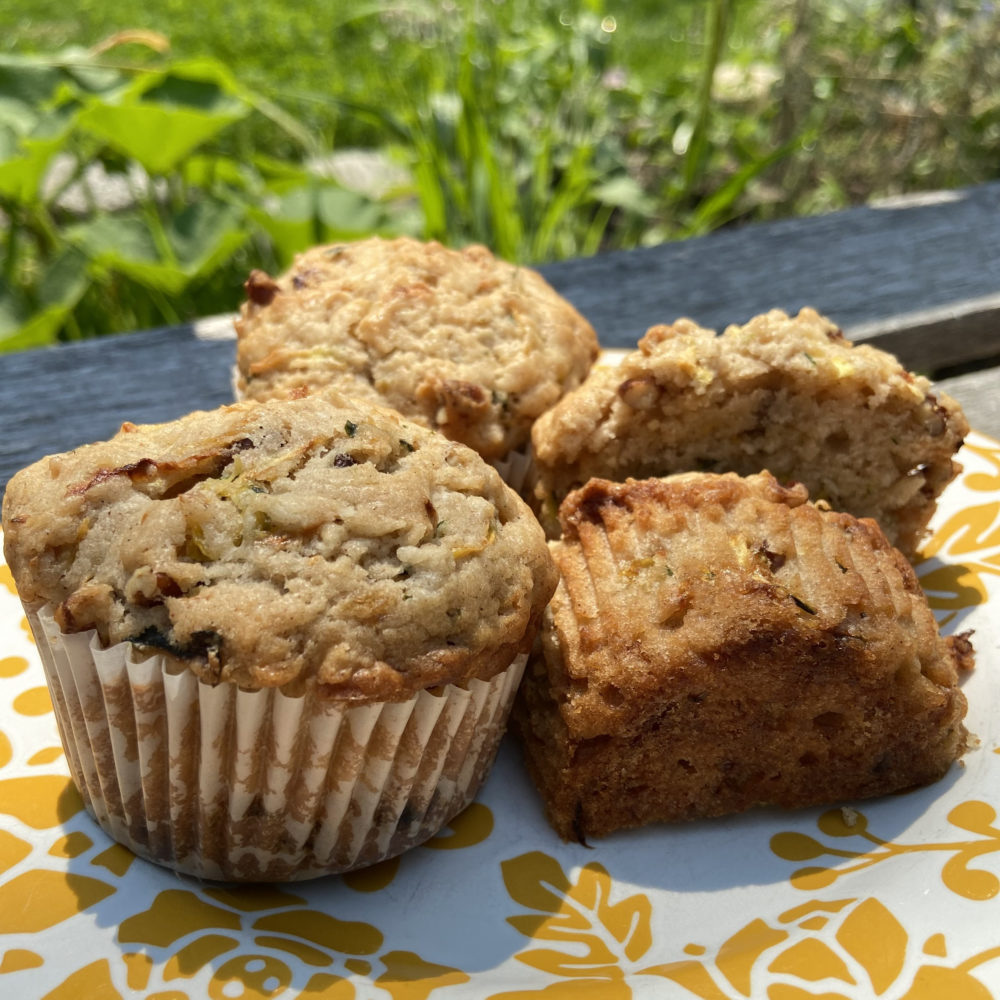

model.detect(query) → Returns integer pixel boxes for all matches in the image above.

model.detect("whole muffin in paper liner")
[234,236,599,463]
[2,394,557,880]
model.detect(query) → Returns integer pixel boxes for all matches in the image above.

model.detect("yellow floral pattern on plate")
[1,433,998,999]
[494,851,1000,999]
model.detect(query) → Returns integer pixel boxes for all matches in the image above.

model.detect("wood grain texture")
[539,181,1000,362]
[1,182,998,492]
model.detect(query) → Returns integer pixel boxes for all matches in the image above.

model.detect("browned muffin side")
[513,471,973,840]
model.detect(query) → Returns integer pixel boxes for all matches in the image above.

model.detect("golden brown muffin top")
[235,237,599,460]
[545,470,969,739]
[2,395,557,702]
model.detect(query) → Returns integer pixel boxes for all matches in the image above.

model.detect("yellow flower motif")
[489,850,645,998]
[913,438,1000,624]
[771,803,1000,900]
[107,886,471,999]
[495,852,1000,998]
[644,897,1000,1000]
[961,440,1000,494]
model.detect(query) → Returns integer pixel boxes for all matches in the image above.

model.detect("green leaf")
[0,102,79,203]
[250,181,406,266]
[0,250,88,350]
[0,59,63,122]
[168,199,248,277]
[37,247,89,310]
[66,201,246,294]
[77,100,244,176]
[253,153,313,185]
[76,63,248,175]
[315,186,384,237]
[180,154,253,190]
[0,287,64,350]
[249,184,325,263]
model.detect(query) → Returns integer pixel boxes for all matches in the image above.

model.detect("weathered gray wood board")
[1,182,998,491]
[540,182,1000,372]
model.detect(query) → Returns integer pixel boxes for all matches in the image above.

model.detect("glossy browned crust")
[513,471,972,839]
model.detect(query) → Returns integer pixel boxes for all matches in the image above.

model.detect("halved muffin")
[531,308,968,556]
[513,471,973,840]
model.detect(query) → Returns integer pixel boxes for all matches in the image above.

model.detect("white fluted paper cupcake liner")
[29,605,525,882]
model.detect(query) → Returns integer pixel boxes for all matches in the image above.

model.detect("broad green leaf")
[0,126,49,202]
[250,213,316,269]
[0,60,63,119]
[253,153,313,184]
[37,247,89,310]
[0,96,41,136]
[0,104,78,202]
[66,202,246,295]
[141,72,244,116]
[76,100,245,175]
[0,287,64,350]
[167,199,247,276]
[249,184,324,264]
[250,181,407,265]
[315,186,384,236]
[0,50,122,127]
[0,250,88,349]
[67,212,162,266]
[181,154,253,190]
[75,63,248,175]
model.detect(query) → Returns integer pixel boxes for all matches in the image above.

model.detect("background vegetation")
[1,0,998,350]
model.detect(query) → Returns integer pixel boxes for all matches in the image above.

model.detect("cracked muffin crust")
[2,394,558,702]
[530,307,968,556]
[234,237,599,461]
[513,471,973,840]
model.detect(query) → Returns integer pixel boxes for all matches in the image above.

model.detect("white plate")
[1,434,998,1000]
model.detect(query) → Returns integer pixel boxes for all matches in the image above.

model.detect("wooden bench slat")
[539,181,1000,360]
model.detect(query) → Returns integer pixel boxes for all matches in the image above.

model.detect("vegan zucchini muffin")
[2,394,558,880]
[234,236,599,462]
[530,308,968,556]
[513,471,973,840]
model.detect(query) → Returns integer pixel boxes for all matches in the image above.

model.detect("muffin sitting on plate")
[513,471,973,840]
[2,394,557,881]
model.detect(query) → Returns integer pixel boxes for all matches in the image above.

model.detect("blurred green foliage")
[1,0,998,349]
